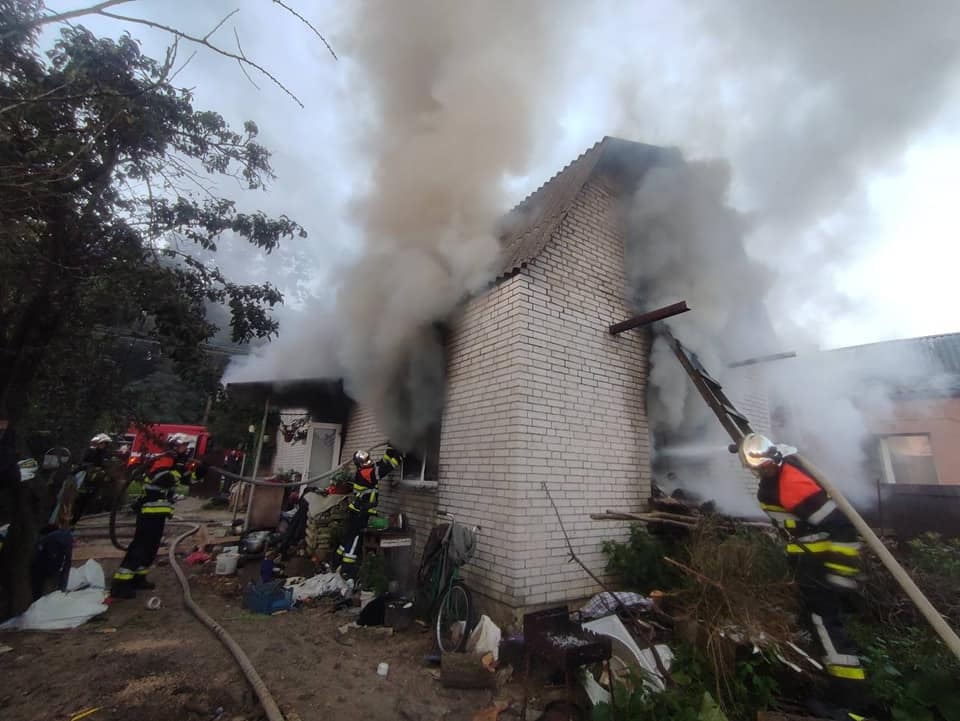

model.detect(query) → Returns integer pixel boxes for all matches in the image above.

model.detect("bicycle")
[417,512,481,653]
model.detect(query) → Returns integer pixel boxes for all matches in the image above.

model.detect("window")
[400,423,441,482]
[879,434,939,485]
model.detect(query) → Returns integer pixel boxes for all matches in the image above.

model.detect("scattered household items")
[520,606,613,719]
[285,571,349,602]
[465,615,502,661]
[580,613,674,703]
[216,549,240,576]
[576,591,653,621]
[145,596,162,611]
[185,549,212,566]
[384,599,415,631]
[244,579,293,615]
[0,588,108,631]
[239,529,272,556]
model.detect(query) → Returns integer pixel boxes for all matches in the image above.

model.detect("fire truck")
[120,423,211,467]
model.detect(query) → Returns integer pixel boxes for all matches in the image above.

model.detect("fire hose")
[210,441,390,487]
[793,454,960,661]
[169,523,285,721]
[109,443,389,550]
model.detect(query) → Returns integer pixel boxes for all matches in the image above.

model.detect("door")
[305,423,341,482]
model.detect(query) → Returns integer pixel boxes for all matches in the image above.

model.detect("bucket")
[360,590,375,610]
[216,552,239,575]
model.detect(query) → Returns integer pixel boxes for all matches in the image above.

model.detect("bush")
[602,524,679,592]
[853,533,960,721]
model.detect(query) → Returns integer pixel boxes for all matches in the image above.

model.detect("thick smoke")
[623,0,960,509]
[227,2,584,448]
[225,1,960,472]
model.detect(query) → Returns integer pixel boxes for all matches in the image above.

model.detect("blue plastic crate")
[244,580,293,615]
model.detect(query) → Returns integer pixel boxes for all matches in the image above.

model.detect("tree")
[0,1,308,616]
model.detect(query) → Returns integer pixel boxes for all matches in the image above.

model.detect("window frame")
[878,433,938,485]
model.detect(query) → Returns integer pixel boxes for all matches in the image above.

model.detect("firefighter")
[335,446,402,581]
[110,434,206,599]
[71,432,113,525]
[739,433,870,721]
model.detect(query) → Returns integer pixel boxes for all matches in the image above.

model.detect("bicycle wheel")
[109,469,145,551]
[435,580,473,653]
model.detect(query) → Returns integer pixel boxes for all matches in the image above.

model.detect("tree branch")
[25,0,135,28]
[98,9,305,107]
[271,0,338,60]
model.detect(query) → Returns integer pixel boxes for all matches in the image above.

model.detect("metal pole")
[609,301,690,335]
[243,395,270,532]
[793,453,960,661]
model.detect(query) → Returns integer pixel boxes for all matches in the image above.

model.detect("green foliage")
[906,532,960,579]
[852,532,960,721]
[852,624,960,721]
[592,643,777,721]
[0,3,305,428]
[602,524,680,592]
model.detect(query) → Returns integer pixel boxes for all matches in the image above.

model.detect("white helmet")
[739,433,782,471]
[168,433,190,448]
[18,458,38,482]
[90,433,111,445]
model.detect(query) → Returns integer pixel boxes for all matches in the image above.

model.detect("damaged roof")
[497,136,680,279]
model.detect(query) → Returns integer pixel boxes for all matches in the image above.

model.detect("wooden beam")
[609,301,690,335]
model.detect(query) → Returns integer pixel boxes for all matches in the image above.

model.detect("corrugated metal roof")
[828,332,960,396]
[830,332,960,375]
[496,136,679,279]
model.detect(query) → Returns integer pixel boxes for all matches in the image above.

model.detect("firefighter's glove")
[383,446,403,466]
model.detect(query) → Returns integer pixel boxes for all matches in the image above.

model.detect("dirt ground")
[0,506,539,721]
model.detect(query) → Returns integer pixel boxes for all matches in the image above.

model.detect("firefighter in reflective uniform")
[110,434,205,598]
[335,446,402,580]
[740,433,870,721]
[72,433,112,525]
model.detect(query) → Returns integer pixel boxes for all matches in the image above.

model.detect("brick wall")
[336,173,651,611]
[499,174,651,607]
[437,271,531,606]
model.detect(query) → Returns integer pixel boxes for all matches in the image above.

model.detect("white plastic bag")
[66,559,106,591]
[0,588,108,631]
[465,614,501,661]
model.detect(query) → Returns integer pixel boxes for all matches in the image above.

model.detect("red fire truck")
[120,423,211,467]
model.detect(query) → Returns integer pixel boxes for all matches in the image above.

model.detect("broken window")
[878,434,939,485]
[400,422,441,482]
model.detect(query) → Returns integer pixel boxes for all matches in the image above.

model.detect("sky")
[42,0,960,352]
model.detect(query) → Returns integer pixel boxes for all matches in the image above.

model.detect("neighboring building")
[835,333,960,536]
[766,333,960,537]
[233,138,690,616]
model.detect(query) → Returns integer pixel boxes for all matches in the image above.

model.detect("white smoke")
[227,1,587,447]
[227,0,960,469]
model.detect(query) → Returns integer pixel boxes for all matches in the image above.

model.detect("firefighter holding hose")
[335,445,402,581]
[739,433,871,721]
[110,434,206,599]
